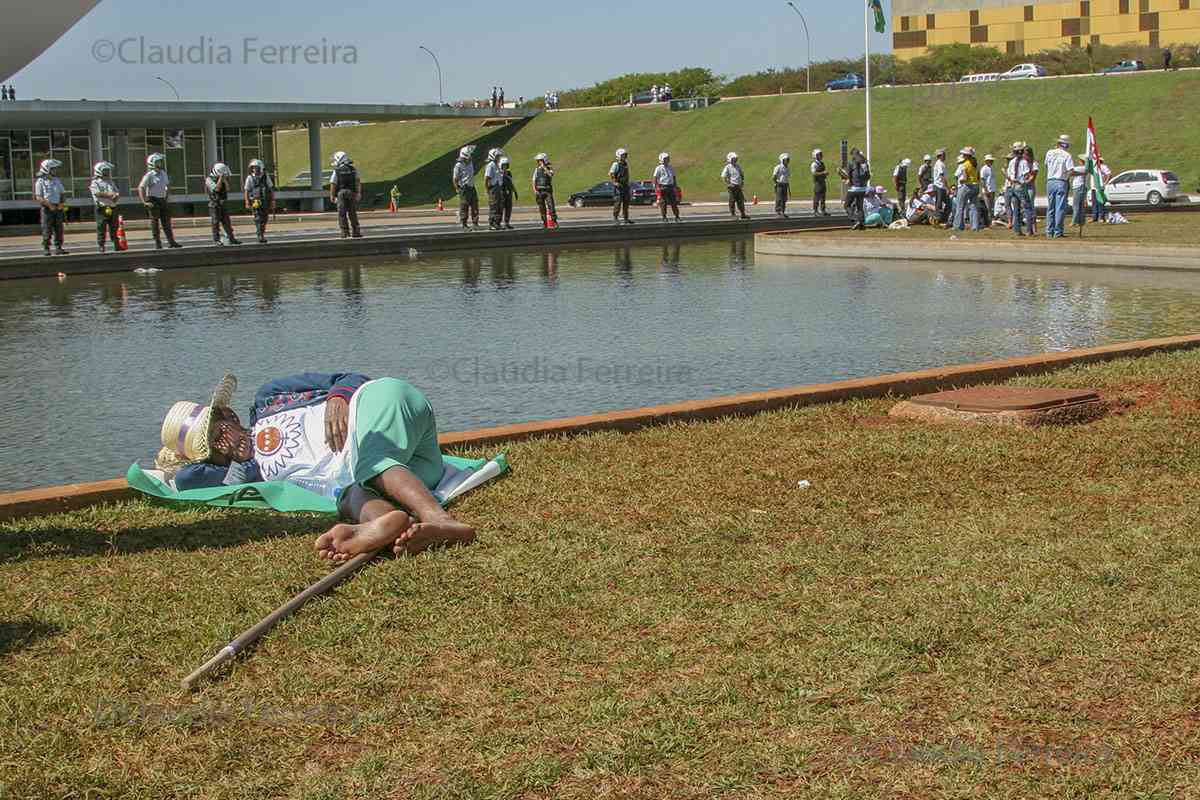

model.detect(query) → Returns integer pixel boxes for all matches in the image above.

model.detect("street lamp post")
[155,75,180,101]
[785,1,812,94]
[418,46,444,105]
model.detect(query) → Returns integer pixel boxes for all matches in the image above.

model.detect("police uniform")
[90,176,121,250]
[331,162,362,238]
[533,162,558,227]
[484,159,505,229]
[845,156,871,228]
[721,161,748,219]
[244,172,275,242]
[138,169,180,248]
[206,173,239,244]
[892,162,908,207]
[609,158,632,223]
[916,160,932,193]
[453,157,479,227]
[772,160,790,216]
[810,157,828,216]
[653,162,680,221]
[34,174,67,253]
[500,167,518,227]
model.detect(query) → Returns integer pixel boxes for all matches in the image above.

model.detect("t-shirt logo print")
[254,414,304,479]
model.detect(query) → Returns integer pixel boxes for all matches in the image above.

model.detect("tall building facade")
[892,0,1200,59]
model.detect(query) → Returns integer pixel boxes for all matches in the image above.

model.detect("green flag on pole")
[870,0,886,33]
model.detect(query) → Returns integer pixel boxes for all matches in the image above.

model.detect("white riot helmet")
[726,152,738,163]
[458,145,475,160]
[331,151,350,168]
[92,160,115,178]
[147,152,166,169]
[499,156,510,167]
[901,158,912,167]
[779,152,790,163]
[210,162,232,178]
[615,148,628,159]
[38,158,63,177]
[658,152,669,164]
[248,159,266,172]
[488,147,503,161]
[534,152,549,162]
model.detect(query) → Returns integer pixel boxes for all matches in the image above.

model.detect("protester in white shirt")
[772,153,791,217]
[653,152,681,222]
[1043,134,1078,238]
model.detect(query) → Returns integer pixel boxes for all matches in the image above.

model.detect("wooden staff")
[181,458,504,692]
[181,550,378,692]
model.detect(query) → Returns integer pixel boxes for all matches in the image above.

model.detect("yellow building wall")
[893,2,1200,61]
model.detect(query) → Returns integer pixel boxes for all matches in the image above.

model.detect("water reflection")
[4,238,1200,491]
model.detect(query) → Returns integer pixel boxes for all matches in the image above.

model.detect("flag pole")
[865,1,872,165]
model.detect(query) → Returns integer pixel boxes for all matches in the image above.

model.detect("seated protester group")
[157,372,474,561]
[862,186,896,228]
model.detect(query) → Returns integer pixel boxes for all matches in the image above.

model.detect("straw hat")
[984,154,994,161]
[155,374,238,472]
[1057,134,1071,146]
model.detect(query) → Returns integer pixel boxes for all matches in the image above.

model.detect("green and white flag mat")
[126,454,508,513]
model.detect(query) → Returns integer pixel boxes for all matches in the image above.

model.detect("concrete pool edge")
[754,233,1200,271]
[3,332,1198,521]
[0,217,846,282]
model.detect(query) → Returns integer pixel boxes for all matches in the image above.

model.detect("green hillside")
[283,71,1199,206]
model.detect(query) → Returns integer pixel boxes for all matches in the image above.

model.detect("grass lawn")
[882,208,1200,246]
[283,70,1200,207]
[4,348,1200,798]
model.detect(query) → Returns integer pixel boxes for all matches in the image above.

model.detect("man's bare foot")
[315,509,412,563]
[392,519,476,557]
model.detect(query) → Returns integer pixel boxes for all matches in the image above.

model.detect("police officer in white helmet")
[810,149,830,216]
[772,153,791,218]
[34,159,68,256]
[653,152,681,222]
[137,153,182,249]
[484,147,506,230]
[721,152,749,220]
[609,148,633,225]
[452,145,479,229]
[205,162,241,246]
[532,153,558,229]
[90,161,121,253]
[244,158,276,243]
[329,151,363,239]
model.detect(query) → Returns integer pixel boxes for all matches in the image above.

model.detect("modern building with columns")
[892,0,1200,59]
[0,101,534,223]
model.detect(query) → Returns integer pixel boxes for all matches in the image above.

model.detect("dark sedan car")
[568,180,657,208]
[1097,59,1145,74]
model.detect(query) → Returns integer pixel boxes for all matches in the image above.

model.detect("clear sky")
[6,0,893,103]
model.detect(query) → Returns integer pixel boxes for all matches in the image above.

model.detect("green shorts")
[351,378,444,490]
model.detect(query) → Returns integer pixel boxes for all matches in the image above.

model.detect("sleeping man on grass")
[156,372,475,561]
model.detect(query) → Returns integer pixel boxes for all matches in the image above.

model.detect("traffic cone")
[388,199,396,213]
[752,194,759,205]
[436,198,444,211]
[116,215,129,251]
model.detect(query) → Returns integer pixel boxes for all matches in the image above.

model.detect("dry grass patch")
[3,348,1200,798]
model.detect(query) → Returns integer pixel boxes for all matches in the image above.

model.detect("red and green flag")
[870,0,887,33]
[1085,117,1107,204]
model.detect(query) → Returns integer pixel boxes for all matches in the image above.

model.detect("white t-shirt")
[252,401,352,499]
[653,164,676,186]
[932,160,947,189]
[980,165,994,192]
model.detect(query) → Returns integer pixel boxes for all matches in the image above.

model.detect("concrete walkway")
[754,232,1200,271]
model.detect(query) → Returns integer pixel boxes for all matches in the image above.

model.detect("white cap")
[923,154,931,161]
[1057,134,1071,145]
[984,154,994,161]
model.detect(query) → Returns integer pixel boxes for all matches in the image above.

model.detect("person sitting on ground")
[862,186,895,227]
[156,373,475,560]
[905,188,938,226]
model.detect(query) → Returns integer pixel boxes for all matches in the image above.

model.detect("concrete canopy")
[0,0,101,82]
[0,100,537,129]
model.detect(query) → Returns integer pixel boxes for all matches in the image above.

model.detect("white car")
[998,63,1047,80]
[1103,169,1183,205]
